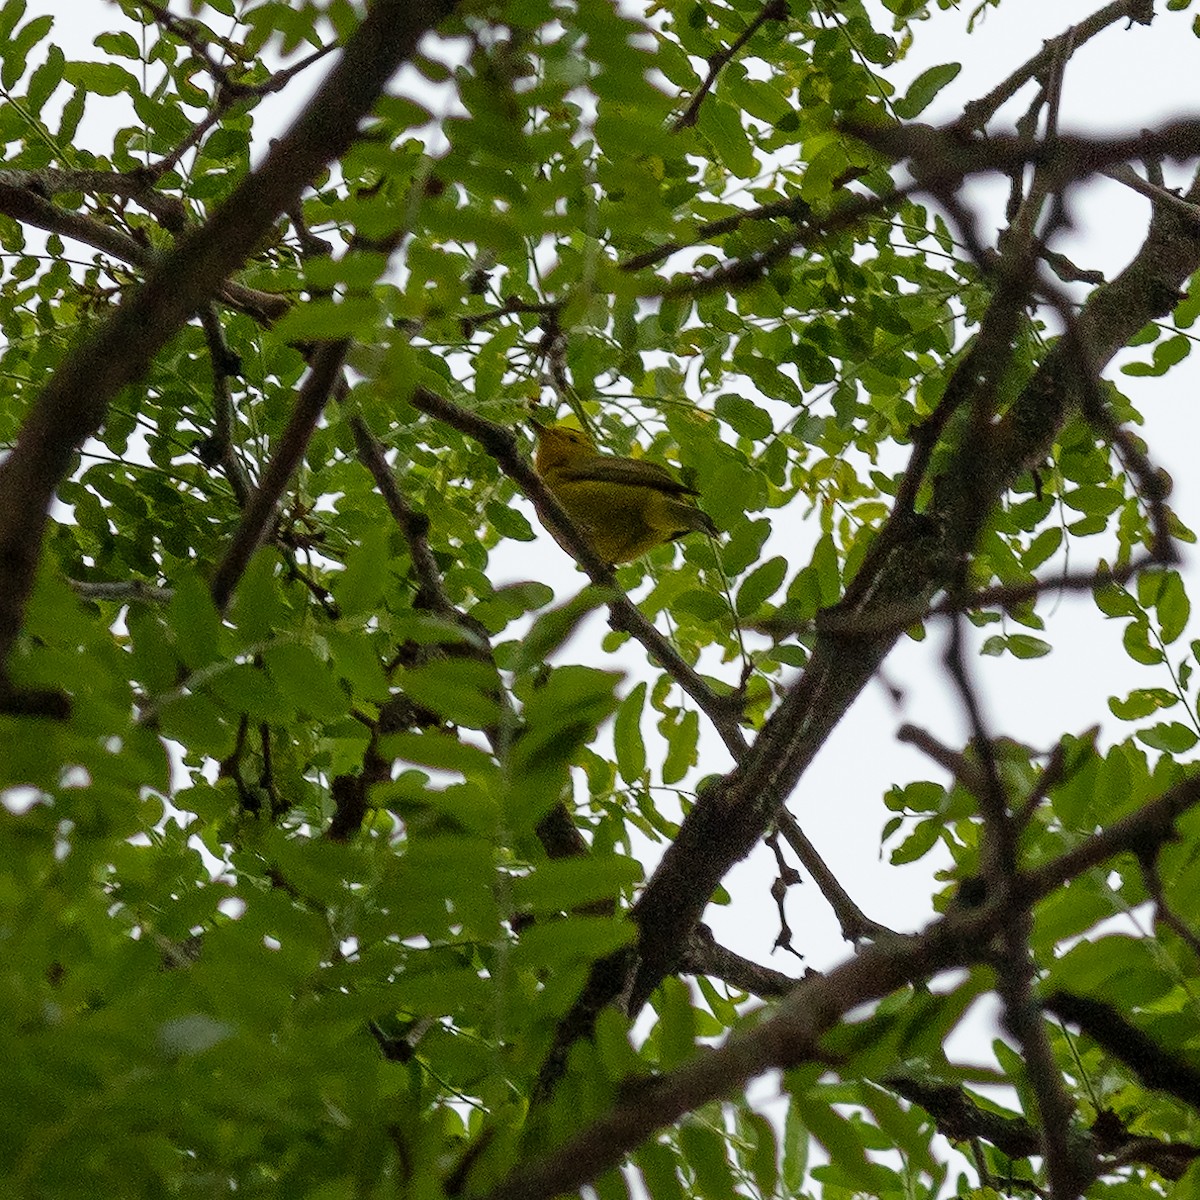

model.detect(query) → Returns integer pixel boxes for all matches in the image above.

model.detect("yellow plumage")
[533,423,717,564]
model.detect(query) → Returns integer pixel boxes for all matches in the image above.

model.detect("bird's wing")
[557,454,700,496]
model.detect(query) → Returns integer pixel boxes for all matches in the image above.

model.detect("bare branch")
[199,304,253,506]
[1103,163,1200,226]
[898,723,989,796]
[1140,854,1200,964]
[956,0,1154,133]
[680,923,798,998]
[69,579,172,603]
[0,167,186,230]
[775,807,898,943]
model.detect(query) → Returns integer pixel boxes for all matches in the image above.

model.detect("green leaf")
[636,1142,687,1200]
[472,580,555,635]
[395,659,502,730]
[782,1098,810,1193]
[261,642,349,721]
[980,633,1051,659]
[508,855,642,914]
[377,730,497,777]
[510,586,609,677]
[1006,633,1051,659]
[26,42,62,114]
[736,555,787,616]
[487,499,536,541]
[2,13,51,90]
[1157,570,1191,644]
[788,1080,896,1194]
[1109,687,1178,721]
[1136,721,1198,753]
[661,708,699,784]
[332,523,390,616]
[678,1121,739,1200]
[740,1110,780,1196]
[655,976,697,1070]
[1043,934,1174,1005]
[389,968,496,1016]
[166,571,222,670]
[697,98,757,178]
[1122,332,1192,376]
[614,681,647,784]
[1123,619,1164,665]
[94,31,140,58]
[714,392,774,440]
[895,62,962,118]
[271,296,384,342]
[1094,582,1140,619]
[61,58,138,97]
[511,916,635,974]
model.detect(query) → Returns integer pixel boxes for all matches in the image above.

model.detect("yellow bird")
[533,422,717,564]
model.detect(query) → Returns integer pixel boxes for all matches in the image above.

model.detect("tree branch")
[956,0,1154,132]
[210,339,349,611]
[679,922,798,997]
[775,807,898,943]
[1045,991,1200,1111]
[672,0,788,131]
[481,766,1200,1200]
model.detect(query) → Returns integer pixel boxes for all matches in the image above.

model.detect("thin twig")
[69,579,172,603]
[1140,854,1200,964]
[897,723,988,797]
[199,304,253,505]
[775,807,898,943]
[1103,163,1200,227]
[672,0,788,131]
[210,339,350,610]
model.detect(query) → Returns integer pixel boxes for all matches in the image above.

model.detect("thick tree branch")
[679,922,798,997]
[891,1075,1200,1182]
[956,0,1154,132]
[486,899,1000,1200]
[0,172,290,324]
[0,167,187,229]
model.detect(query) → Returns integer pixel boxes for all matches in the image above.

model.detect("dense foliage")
[2,0,1200,1197]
